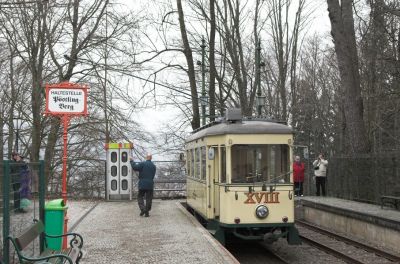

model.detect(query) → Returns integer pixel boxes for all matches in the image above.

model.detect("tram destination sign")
[45,82,89,116]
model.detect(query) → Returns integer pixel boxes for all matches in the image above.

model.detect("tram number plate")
[244,192,280,204]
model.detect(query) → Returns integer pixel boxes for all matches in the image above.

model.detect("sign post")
[44,82,89,248]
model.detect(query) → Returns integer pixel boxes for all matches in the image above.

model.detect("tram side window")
[195,148,201,179]
[281,145,290,182]
[201,146,206,180]
[220,146,226,183]
[191,149,195,178]
[186,150,191,177]
[269,145,290,182]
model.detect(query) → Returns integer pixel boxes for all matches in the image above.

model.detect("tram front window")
[231,144,289,183]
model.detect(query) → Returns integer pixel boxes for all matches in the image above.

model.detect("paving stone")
[73,200,238,264]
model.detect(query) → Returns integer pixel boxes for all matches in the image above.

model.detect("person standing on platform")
[10,152,30,212]
[313,153,328,196]
[293,156,305,197]
[130,154,156,217]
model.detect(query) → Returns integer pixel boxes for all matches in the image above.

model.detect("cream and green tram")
[185,116,301,245]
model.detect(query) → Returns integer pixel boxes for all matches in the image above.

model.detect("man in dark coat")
[130,154,156,217]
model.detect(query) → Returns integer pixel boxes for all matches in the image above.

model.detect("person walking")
[313,153,328,196]
[130,154,156,217]
[293,156,305,197]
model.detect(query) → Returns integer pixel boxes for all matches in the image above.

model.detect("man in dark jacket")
[130,154,156,217]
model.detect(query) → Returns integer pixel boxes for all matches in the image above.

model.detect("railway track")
[296,220,400,264]
[225,240,290,264]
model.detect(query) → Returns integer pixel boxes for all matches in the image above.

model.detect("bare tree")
[327,0,370,153]
[177,0,201,129]
[266,0,306,122]
[43,0,109,182]
[0,1,149,197]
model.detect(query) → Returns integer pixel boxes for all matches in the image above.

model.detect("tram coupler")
[263,230,287,244]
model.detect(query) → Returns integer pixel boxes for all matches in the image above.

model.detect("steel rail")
[258,242,291,264]
[154,179,186,183]
[296,220,400,263]
[154,189,185,192]
[299,234,365,264]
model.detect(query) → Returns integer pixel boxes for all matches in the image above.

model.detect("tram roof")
[186,120,293,142]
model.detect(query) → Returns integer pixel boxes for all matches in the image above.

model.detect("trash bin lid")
[45,199,68,210]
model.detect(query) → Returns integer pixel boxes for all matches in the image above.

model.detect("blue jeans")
[294,182,303,196]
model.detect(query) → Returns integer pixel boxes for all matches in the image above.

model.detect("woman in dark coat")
[11,152,31,212]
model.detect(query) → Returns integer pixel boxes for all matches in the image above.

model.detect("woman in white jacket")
[313,153,328,196]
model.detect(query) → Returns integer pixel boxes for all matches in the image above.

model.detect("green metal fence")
[1,160,45,264]
[328,154,400,203]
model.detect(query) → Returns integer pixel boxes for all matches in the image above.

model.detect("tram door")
[106,142,133,200]
[211,146,221,218]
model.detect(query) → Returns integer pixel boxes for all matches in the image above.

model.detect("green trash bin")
[45,199,68,250]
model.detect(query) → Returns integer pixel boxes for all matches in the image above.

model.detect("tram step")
[208,229,217,235]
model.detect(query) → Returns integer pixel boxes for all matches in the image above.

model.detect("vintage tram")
[185,109,301,245]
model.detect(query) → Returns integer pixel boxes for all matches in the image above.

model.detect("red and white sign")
[45,82,89,116]
[43,82,90,248]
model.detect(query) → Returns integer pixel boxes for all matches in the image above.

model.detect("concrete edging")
[176,202,240,264]
[300,199,400,232]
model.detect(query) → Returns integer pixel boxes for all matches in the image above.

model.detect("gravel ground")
[263,239,347,264]
[65,199,98,230]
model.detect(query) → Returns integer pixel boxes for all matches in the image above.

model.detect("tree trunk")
[44,118,61,186]
[232,1,250,116]
[177,0,200,129]
[8,49,16,158]
[290,1,303,114]
[365,1,385,153]
[0,95,4,193]
[31,1,47,162]
[327,0,370,153]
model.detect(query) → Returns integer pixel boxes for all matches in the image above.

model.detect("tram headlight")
[255,205,269,219]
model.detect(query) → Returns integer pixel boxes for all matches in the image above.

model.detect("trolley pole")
[256,39,262,117]
[255,39,266,117]
[201,37,206,126]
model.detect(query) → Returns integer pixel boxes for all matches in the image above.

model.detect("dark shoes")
[140,210,150,217]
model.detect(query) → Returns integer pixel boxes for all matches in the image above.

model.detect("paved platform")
[297,196,400,230]
[72,200,238,264]
[296,196,400,254]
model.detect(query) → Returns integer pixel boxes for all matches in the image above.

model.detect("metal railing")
[1,160,45,264]
[327,154,400,203]
[132,160,187,198]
